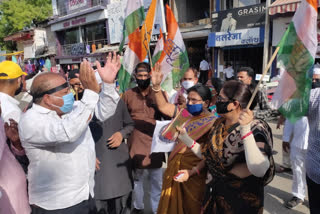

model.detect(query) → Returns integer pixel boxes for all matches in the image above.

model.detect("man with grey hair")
[19,52,121,213]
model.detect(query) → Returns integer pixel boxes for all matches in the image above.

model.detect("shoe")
[276,166,292,173]
[284,196,303,209]
[132,208,144,214]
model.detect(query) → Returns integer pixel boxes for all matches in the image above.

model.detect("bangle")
[193,167,200,176]
[189,141,196,149]
[241,131,253,140]
[152,87,161,92]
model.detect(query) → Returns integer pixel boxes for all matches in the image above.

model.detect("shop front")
[209,3,266,78]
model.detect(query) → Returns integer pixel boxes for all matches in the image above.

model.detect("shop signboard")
[67,0,90,12]
[212,3,266,32]
[208,27,264,47]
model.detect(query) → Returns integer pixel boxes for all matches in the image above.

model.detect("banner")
[212,3,266,32]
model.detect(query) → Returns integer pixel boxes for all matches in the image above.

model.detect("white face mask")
[181,80,195,90]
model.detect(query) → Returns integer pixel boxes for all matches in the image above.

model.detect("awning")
[0,51,24,56]
[269,0,301,15]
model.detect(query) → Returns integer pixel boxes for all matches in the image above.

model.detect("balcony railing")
[56,0,108,17]
[61,39,109,56]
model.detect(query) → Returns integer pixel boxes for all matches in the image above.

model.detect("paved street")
[264,121,309,214]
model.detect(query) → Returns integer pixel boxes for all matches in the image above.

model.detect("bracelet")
[241,131,253,140]
[189,141,196,149]
[151,87,161,92]
[193,167,200,176]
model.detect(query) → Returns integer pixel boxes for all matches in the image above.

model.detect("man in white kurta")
[18,55,121,213]
[282,117,309,209]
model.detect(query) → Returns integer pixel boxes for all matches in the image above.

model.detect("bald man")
[18,53,121,213]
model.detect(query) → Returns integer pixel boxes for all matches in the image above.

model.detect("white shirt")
[0,92,22,123]
[19,83,119,210]
[282,117,309,150]
[199,60,210,71]
[223,66,234,78]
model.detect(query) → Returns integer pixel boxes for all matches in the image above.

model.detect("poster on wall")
[212,3,266,32]
[107,1,125,44]
[67,0,90,12]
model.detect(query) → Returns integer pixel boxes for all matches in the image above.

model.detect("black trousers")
[95,192,132,214]
[307,175,320,214]
[199,70,208,84]
[31,196,96,214]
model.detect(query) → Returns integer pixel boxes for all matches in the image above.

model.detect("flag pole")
[143,22,153,64]
[246,46,280,110]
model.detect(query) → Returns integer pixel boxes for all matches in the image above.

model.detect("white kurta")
[19,83,119,210]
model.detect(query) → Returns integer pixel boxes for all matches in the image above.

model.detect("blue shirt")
[306,88,320,184]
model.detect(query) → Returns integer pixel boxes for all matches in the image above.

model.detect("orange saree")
[157,111,216,214]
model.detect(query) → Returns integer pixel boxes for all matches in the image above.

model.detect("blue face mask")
[51,93,75,113]
[187,103,203,116]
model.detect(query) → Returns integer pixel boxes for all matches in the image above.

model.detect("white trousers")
[133,168,163,213]
[282,147,291,168]
[290,147,307,200]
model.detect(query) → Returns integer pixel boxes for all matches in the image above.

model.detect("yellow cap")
[0,61,27,79]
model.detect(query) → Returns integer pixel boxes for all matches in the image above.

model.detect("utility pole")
[262,0,271,75]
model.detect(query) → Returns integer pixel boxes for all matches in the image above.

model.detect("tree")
[0,0,52,51]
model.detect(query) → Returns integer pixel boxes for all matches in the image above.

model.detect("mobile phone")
[174,172,185,180]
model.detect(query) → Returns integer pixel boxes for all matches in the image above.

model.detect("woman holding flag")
[151,64,217,214]
[175,80,275,214]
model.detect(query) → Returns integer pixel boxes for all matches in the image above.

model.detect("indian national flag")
[152,28,165,67]
[159,5,189,94]
[270,0,318,122]
[118,0,158,93]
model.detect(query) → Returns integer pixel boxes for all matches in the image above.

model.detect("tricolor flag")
[152,28,165,67]
[159,5,189,94]
[271,0,317,122]
[118,0,158,93]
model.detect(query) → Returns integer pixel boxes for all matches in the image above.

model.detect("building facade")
[208,0,267,79]
[50,0,112,72]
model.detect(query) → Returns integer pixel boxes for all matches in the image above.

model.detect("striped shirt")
[306,88,320,184]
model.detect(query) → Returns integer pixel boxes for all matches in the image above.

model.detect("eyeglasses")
[187,98,203,104]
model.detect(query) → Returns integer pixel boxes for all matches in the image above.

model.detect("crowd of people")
[0,53,320,214]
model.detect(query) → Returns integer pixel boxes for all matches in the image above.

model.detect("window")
[64,28,80,45]
[81,21,107,43]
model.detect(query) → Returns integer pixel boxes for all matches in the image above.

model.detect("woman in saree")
[151,65,217,214]
[176,80,275,214]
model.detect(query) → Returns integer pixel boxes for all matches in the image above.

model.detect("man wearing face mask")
[122,62,166,214]
[169,67,198,107]
[18,52,121,213]
[0,61,29,172]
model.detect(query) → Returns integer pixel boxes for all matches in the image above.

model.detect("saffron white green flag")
[271,0,318,122]
[118,0,158,93]
[158,5,189,94]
